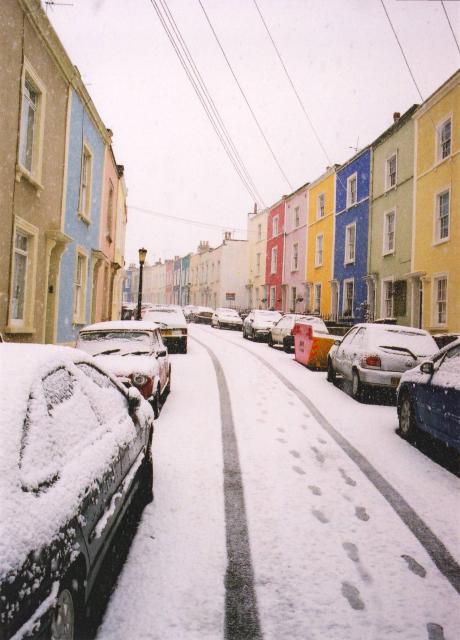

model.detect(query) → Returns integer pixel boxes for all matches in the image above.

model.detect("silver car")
[243,310,282,341]
[269,314,328,352]
[211,308,243,330]
[326,323,438,400]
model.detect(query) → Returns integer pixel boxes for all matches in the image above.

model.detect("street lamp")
[136,247,147,320]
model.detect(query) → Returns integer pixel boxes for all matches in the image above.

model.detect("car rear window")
[254,311,282,320]
[370,328,438,356]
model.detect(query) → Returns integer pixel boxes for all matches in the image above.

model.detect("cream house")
[246,208,268,309]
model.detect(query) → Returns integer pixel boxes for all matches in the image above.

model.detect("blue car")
[397,339,460,452]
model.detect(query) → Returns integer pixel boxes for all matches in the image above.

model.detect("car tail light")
[181,329,187,335]
[131,374,153,399]
[362,355,381,369]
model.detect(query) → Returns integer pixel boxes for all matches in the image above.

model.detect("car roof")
[79,320,160,332]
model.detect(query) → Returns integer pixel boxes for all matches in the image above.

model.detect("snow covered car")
[183,305,198,322]
[76,321,171,418]
[397,338,460,451]
[269,314,328,352]
[0,343,154,640]
[211,308,243,330]
[326,323,438,400]
[243,310,282,341]
[192,306,214,325]
[143,305,188,353]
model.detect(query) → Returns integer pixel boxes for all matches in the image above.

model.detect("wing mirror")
[157,349,167,358]
[420,361,434,375]
[334,339,341,346]
[127,386,142,413]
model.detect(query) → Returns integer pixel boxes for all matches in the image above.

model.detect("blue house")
[57,87,109,344]
[180,254,190,305]
[333,147,371,323]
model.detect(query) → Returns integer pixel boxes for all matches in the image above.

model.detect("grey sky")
[47,0,460,265]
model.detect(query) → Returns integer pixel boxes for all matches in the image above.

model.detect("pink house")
[282,182,309,312]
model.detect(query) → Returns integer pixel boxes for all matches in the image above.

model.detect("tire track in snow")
[191,336,263,640]
[194,326,460,597]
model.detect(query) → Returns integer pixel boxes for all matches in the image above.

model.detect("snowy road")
[97,324,460,640]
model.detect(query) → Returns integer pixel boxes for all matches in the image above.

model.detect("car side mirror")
[334,339,341,346]
[157,349,167,358]
[127,386,142,413]
[420,361,434,375]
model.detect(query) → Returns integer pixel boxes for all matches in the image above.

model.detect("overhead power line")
[148,0,265,207]
[130,204,248,233]
[198,0,294,192]
[441,1,460,56]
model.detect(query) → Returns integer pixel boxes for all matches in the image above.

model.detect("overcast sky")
[47,0,460,266]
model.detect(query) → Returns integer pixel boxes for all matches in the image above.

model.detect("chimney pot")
[393,112,401,123]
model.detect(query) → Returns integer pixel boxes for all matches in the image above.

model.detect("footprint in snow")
[277,438,287,444]
[308,485,322,496]
[288,401,295,406]
[341,581,365,610]
[277,427,285,433]
[299,424,308,430]
[401,554,427,578]
[312,509,329,524]
[426,623,445,640]
[303,412,310,418]
[339,468,357,487]
[355,506,369,522]
[342,541,359,562]
[310,446,325,463]
[256,418,266,424]
[261,409,268,415]
[292,465,306,476]
[317,437,327,445]
[289,450,301,459]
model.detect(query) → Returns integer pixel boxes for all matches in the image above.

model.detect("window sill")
[382,250,395,257]
[432,237,449,247]
[344,260,355,266]
[5,324,36,334]
[78,212,91,225]
[384,185,397,194]
[15,164,44,193]
[314,263,323,269]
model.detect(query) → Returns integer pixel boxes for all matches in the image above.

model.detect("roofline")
[413,68,460,118]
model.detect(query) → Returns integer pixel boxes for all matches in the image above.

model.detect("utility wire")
[159,0,265,207]
[441,1,460,56]
[130,204,248,233]
[379,0,424,102]
[148,0,264,207]
[198,0,294,192]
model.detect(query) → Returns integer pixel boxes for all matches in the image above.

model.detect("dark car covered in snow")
[0,344,154,640]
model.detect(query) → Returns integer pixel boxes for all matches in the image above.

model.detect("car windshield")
[217,308,239,316]
[144,310,185,325]
[77,331,152,356]
[254,311,282,320]
[371,328,438,357]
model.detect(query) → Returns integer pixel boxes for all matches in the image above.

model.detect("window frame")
[256,252,261,275]
[291,242,299,271]
[73,247,89,324]
[436,116,452,163]
[313,283,321,314]
[431,273,448,328]
[346,172,358,208]
[8,216,39,333]
[433,187,450,245]
[342,278,354,317]
[385,152,397,191]
[344,222,356,265]
[257,223,262,241]
[106,178,114,242]
[269,286,276,308]
[294,206,300,228]
[78,143,93,223]
[316,193,325,219]
[383,208,396,256]
[272,215,279,238]
[17,59,46,188]
[381,277,394,318]
[315,233,324,267]
[271,246,278,274]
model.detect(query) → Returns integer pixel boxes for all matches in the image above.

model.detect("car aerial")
[243,309,282,341]
[211,308,243,330]
[142,305,188,353]
[76,320,171,418]
[269,314,328,352]
[0,343,154,640]
[397,338,460,453]
[326,323,439,401]
[192,306,214,325]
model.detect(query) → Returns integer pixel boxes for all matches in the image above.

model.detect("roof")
[79,320,160,332]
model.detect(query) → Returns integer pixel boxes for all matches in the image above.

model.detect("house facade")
[111,165,127,318]
[165,259,174,304]
[333,148,371,323]
[265,198,285,311]
[283,183,309,313]
[368,107,418,324]
[246,208,268,309]
[306,166,338,318]
[180,254,191,305]
[411,70,460,333]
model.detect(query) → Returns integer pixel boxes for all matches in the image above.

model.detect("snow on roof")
[79,320,160,332]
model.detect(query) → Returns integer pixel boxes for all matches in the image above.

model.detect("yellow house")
[306,166,338,318]
[411,70,460,333]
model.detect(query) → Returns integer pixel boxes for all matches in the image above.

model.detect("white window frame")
[433,187,450,244]
[17,59,47,187]
[269,286,276,308]
[256,252,261,275]
[291,242,299,271]
[383,208,396,255]
[257,223,262,241]
[436,116,452,163]
[294,206,300,228]
[271,246,278,274]
[315,233,324,267]
[272,215,279,237]
[385,153,397,191]
[346,172,358,208]
[344,223,356,265]
[73,248,89,324]
[342,278,354,317]
[79,143,93,222]
[313,283,321,314]
[431,273,448,327]
[317,193,325,219]
[381,277,394,318]
[8,216,39,332]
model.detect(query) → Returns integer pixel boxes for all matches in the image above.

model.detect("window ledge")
[382,250,395,257]
[344,260,355,266]
[15,164,44,193]
[314,263,323,269]
[78,212,91,225]
[5,324,36,334]
[432,237,449,247]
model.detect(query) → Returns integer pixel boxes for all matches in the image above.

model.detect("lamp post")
[136,247,147,320]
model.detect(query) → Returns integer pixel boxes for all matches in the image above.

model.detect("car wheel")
[399,395,417,440]
[179,339,187,354]
[351,370,363,401]
[217,322,221,329]
[283,338,291,353]
[164,367,171,396]
[152,387,161,418]
[140,429,154,505]
[326,358,336,383]
[243,328,247,339]
[268,335,274,348]
[51,585,78,640]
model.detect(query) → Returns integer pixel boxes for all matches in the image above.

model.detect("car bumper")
[358,367,402,388]
[254,329,270,340]
[219,322,242,329]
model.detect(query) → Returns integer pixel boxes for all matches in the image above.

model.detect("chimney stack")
[393,112,401,123]
[223,231,232,241]
[253,202,258,215]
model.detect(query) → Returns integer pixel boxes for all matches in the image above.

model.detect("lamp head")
[138,247,147,265]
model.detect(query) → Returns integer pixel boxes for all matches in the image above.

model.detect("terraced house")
[265,198,286,311]
[283,183,309,313]
[368,106,418,324]
[246,206,268,309]
[411,70,460,333]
